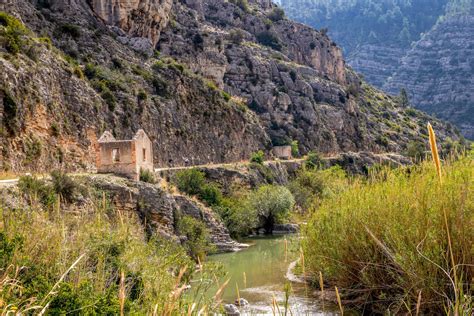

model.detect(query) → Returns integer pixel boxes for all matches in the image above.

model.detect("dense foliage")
[174,169,222,206]
[302,153,473,314]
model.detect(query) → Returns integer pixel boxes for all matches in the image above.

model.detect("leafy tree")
[247,185,295,233]
[406,140,426,161]
[175,169,206,195]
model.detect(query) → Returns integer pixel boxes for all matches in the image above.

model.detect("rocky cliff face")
[0,0,459,173]
[384,14,474,139]
[90,0,172,47]
[280,0,473,139]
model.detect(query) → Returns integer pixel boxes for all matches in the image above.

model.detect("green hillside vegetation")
[302,150,473,314]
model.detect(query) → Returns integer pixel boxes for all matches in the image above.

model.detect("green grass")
[303,153,473,314]
[0,178,222,314]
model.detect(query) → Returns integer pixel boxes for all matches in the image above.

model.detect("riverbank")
[207,235,338,315]
[303,153,473,314]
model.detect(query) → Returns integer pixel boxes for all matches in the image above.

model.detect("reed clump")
[303,151,473,314]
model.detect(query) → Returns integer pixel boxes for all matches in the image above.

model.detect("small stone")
[224,304,240,315]
[234,298,249,306]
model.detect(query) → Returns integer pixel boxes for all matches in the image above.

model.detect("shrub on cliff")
[250,150,265,164]
[139,168,156,184]
[305,151,322,169]
[256,31,282,51]
[268,7,285,22]
[51,170,77,203]
[0,12,29,55]
[18,175,57,207]
[199,183,223,206]
[177,215,214,261]
[175,168,206,196]
[174,169,223,206]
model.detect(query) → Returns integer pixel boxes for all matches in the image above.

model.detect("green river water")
[207,235,338,315]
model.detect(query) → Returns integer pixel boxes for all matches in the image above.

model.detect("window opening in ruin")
[112,148,120,162]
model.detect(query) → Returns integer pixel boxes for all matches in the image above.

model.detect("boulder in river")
[235,298,249,306]
[224,304,240,315]
[273,223,300,234]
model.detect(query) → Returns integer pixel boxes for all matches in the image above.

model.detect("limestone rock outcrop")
[89,0,173,45]
[89,174,246,252]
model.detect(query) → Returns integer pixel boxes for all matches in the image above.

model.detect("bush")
[303,156,474,314]
[137,89,148,101]
[139,168,156,184]
[2,89,18,135]
[221,91,231,102]
[214,195,258,238]
[268,7,285,22]
[198,183,222,206]
[290,140,299,157]
[176,215,214,261]
[0,12,29,54]
[228,29,244,44]
[174,169,206,196]
[288,166,346,212]
[101,89,116,111]
[256,31,282,51]
[405,140,426,162]
[50,170,76,203]
[18,175,57,207]
[247,185,294,233]
[250,150,265,164]
[305,151,322,169]
[25,137,42,164]
[230,0,250,12]
[58,23,81,39]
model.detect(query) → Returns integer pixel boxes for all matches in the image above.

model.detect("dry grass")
[0,184,222,314]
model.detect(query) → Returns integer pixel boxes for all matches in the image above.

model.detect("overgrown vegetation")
[0,12,29,54]
[303,152,473,314]
[250,150,265,164]
[174,169,222,206]
[1,176,221,314]
[176,215,214,261]
[288,165,346,212]
[139,168,156,184]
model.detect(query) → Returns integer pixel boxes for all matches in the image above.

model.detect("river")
[207,235,338,315]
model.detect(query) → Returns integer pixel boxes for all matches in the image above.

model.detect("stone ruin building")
[96,129,153,180]
[272,145,292,160]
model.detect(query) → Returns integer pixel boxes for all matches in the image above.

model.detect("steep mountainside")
[0,0,459,173]
[279,0,447,87]
[280,0,473,138]
[385,13,474,139]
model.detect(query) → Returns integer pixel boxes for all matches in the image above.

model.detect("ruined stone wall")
[97,140,138,179]
[133,133,154,174]
[272,146,292,159]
